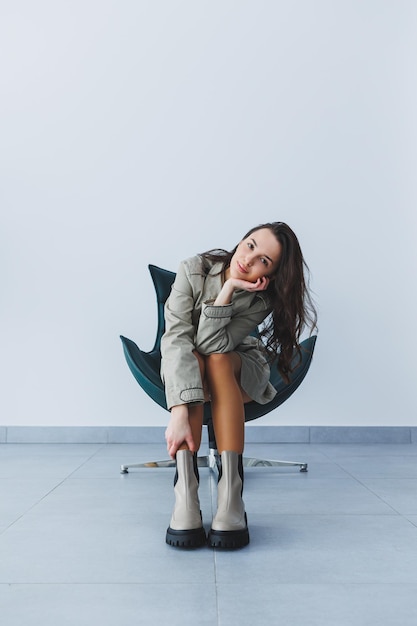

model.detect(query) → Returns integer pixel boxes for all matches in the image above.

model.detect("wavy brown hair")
[201,222,318,383]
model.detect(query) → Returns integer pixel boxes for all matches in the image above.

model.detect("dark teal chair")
[120,265,317,474]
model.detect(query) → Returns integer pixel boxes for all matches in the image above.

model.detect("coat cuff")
[165,386,205,410]
[202,302,233,319]
[180,388,205,403]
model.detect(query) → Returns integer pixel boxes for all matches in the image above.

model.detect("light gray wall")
[1,0,416,427]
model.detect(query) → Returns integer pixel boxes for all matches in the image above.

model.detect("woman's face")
[227,228,282,282]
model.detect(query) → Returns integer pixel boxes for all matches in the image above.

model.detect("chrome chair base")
[120,448,308,476]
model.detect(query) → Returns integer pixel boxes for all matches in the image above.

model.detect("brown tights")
[186,351,249,455]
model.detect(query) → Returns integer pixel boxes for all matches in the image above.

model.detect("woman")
[161,222,317,549]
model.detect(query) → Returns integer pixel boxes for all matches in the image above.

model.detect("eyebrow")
[250,237,274,264]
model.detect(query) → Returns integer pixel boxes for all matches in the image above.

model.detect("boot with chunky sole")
[208,450,250,549]
[165,449,207,548]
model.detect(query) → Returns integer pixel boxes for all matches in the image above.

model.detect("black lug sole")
[166,526,207,548]
[208,526,250,550]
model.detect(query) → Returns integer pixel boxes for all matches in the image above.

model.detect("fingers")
[164,429,196,459]
[184,432,196,453]
[164,428,176,458]
[167,442,178,459]
[236,276,270,292]
[255,276,269,290]
[165,431,180,458]
[245,277,268,291]
[166,438,181,459]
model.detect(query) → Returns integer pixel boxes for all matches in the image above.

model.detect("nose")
[244,252,254,266]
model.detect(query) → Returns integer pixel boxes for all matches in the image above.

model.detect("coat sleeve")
[160,260,205,410]
[194,296,270,355]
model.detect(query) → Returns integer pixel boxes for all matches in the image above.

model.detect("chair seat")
[120,334,317,423]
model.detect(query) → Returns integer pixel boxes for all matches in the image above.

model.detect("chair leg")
[120,459,176,472]
[120,451,217,473]
[241,456,308,471]
[120,413,307,474]
[120,449,307,473]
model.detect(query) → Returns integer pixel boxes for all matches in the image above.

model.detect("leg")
[205,352,249,454]
[204,352,250,549]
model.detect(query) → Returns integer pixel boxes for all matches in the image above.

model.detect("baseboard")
[1,425,416,444]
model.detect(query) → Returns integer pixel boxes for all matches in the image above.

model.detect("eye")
[260,258,268,266]
[247,242,254,250]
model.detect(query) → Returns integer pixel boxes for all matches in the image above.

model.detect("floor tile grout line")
[209,471,221,618]
[275,450,416,518]
[0,446,109,535]
[405,517,417,529]
[352,477,415,516]
[0,475,71,535]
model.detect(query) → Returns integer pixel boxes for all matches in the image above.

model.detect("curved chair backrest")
[148,264,176,352]
[120,264,317,424]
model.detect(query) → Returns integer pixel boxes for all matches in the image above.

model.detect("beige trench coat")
[160,255,277,410]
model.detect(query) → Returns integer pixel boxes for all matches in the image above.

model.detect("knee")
[205,352,234,377]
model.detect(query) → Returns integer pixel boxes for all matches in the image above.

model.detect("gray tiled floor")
[1,442,417,625]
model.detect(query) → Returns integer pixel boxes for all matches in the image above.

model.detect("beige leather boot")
[165,449,207,548]
[208,450,250,549]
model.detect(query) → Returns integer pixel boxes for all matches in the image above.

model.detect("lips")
[237,261,248,274]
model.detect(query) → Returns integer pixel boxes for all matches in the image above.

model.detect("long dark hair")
[201,222,318,383]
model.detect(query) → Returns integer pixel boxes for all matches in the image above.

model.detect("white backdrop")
[1,0,416,427]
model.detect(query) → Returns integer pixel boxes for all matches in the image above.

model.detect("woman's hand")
[214,276,270,305]
[165,404,196,459]
[230,276,270,293]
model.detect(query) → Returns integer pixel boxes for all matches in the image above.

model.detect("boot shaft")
[217,450,244,494]
[169,449,203,531]
[173,449,200,488]
[211,450,247,532]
